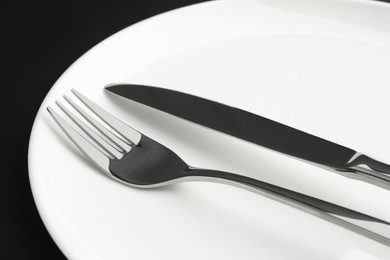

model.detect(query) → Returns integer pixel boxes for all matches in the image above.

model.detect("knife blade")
[105,84,390,189]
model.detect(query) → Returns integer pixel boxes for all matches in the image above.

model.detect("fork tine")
[56,101,124,159]
[64,95,132,152]
[47,106,111,173]
[71,89,142,145]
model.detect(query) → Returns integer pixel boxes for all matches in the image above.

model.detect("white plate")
[29,0,390,259]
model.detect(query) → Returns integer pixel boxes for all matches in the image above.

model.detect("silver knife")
[105,84,390,190]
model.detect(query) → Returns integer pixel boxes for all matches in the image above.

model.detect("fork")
[47,89,390,246]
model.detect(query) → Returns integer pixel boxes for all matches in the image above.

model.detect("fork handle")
[186,168,390,245]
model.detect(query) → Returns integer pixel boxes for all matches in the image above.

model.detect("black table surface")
[3,0,389,259]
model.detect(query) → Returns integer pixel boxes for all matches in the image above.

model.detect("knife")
[105,84,390,190]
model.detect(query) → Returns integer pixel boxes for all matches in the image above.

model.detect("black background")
[4,1,209,259]
[3,0,389,259]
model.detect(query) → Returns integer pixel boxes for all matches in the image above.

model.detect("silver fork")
[47,89,390,246]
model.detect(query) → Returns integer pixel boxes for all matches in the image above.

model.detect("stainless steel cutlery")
[48,89,390,245]
[106,84,390,190]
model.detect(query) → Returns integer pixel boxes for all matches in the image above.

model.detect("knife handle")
[340,154,390,190]
[347,154,390,176]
